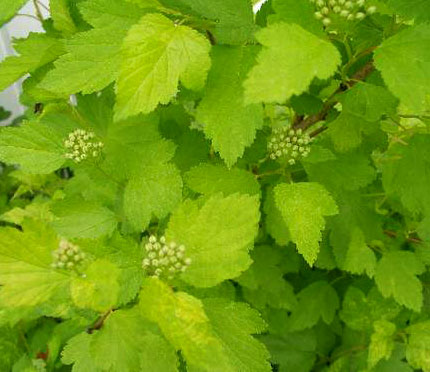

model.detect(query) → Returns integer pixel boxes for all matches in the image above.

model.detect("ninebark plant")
[0,0,429,371]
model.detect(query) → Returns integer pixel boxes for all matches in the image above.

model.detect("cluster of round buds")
[64,129,103,163]
[51,239,86,271]
[142,236,192,280]
[268,126,312,165]
[310,0,377,26]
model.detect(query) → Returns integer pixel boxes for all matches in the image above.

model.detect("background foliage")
[0,0,429,371]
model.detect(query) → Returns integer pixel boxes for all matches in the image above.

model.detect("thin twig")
[293,61,375,132]
[87,309,113,334]
[32,0,44,22]
[16,14,40,21]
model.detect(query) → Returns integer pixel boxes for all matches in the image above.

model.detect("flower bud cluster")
[310,0,377,26]
[268,126,312,165]
[64,129,103,163]
[51,239,86,271]
[142,235,192,280]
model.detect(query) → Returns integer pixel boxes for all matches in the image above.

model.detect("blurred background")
[0,0,266,125]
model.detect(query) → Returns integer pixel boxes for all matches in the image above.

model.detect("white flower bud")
[149,235,157,243]
[333,5,341,12]
[142,259,151,267]
[148,252,156,259]
[288,159,296,165]
[185,258,192,266]
[321,7,329,14]
[345,1,353,8]
[160,236,166,244]
[367,6,376,14]
[356,12,365,19]
[340,9,349,16]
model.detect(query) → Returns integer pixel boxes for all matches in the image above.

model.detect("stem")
[293,60,375,132]
[36,0,50,12]
[32,0,44,22]
[16,14,41,21]
[88,309,113,334]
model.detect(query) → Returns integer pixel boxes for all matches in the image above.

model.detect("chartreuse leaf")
[244,23,340,104]
[78,0,146,28]
[339,286,400,331]
[304,150,377,192]
[274,182,338,266]
[0,220,71,307]
[328,82,397,152]
[374,24,430,113]
[185,163,260,197]
[63,307,177,372]
[0,0,27,27]
[39,26,125,96]
[51,198,117,239]
[103,114,176,179]
[140,278,270,372]
[0,113,78,174]
[381,134,430,216]
[201,298,272,372]
[162,0,255,45]
[264,188,290,246]
[139,278,232,371]
[342,227,376,278]
[166,193,260,287]
[287,281,339,331]
[329,191,382,272]
[269,0,324,36]
[70,259,120,312]
[115,13,211,120]
[124,163,183,232]
[375,251,425,312]
[406,321,430,372]
[368,320,396,368]
[0,33,64,92]
[126,0,162,7]
[62,333,101,372]
[387,0,430,23]
[196,46,263,167]
[50,0,77,36]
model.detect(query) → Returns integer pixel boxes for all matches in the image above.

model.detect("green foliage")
[244,23,340,104]
[115,13,211,120]
[0,1,429,370]
[274,182,338,265]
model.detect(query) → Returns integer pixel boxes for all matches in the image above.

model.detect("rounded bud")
[148,252,156,259]
[321,7,329,15]
[355,12,365,19]
[316,0,325,6]
[288,159,296,165]
[347,13,354,20]
[329,0,337,6]
[142,258,150,267]
[276,150,282,157]
[333,5,341,13]
[367,5,376,14]
[67,262,74,269]
[149,235,157,243]
[356,0,365,6]
[345,1,353,8]
[145,243,152,251]
[57,262,65,268]
[160,236,166,244]
[185,258,192,266]
[152,259,159,267]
